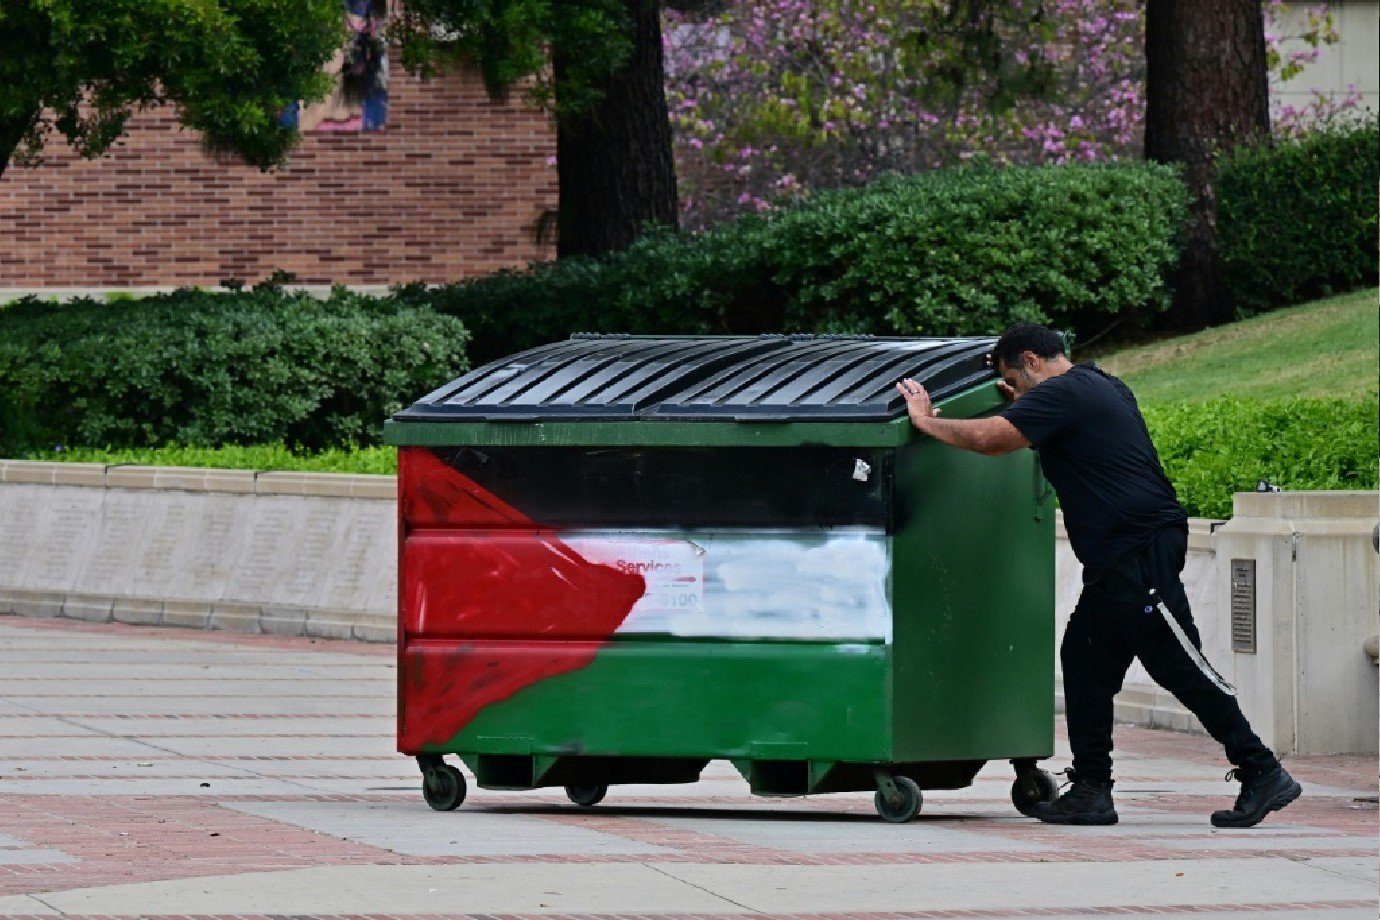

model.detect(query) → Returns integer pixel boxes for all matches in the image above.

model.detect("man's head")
[990,322,1071,397]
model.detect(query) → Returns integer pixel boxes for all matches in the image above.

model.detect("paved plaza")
[0,615,1373,919]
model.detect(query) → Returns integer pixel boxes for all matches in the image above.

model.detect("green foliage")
[0,0,342,173]
[767,163,1189,337]
[392,0,630,116]
[1217,115,1380,316]
[665,0,1146,227]
[0,287,468,455]
[404,161,1189,366]
[21,443,399,475]
[1144,396,1378,519]
[392,216,779,363]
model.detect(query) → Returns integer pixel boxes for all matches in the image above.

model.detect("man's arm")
[895,379,1031,456]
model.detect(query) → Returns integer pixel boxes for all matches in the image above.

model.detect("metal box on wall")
[384,335,1057,821]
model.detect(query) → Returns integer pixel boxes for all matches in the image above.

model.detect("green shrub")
[20,443,399,475]
[392,215,783,365]
[1217,115,1380,315]
[0,286,468,455]
[402,161,1189,367]
[1143,396,1378,519]
[768,164,1189,337]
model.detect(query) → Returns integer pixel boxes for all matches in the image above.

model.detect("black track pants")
[1062,526,1277,785]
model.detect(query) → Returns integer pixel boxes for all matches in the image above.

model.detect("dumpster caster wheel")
[874,776,922,823]
[1011,768,1058,817]
[422,764,467,812]
[565,784,608,807]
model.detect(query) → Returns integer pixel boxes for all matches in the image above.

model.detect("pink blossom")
[664,0,1352,228]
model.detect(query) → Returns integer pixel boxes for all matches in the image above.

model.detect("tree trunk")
[1144,0,1270,329]
[554,0,678,258]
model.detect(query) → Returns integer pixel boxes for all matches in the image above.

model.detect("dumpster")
[385,334,1057,822]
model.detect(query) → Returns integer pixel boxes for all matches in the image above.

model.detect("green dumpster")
[386,334,1056,822]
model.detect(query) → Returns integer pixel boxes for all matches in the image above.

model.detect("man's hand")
[895,377,1030,455]
[986,348,1020,401]
[896,378,939,428]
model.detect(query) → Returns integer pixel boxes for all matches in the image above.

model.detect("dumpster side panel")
[397,445,894,762]
[398,448,650,752]
[889,435,1056,762]
[406,639,890,761]
[398,528,893,756]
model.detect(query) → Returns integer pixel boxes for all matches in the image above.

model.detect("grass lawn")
[1092,287,1378,406]
[26,443,399,475]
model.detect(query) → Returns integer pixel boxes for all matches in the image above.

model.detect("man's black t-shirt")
[999,362,1187,582]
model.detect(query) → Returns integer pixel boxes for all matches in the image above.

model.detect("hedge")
[22,443,400,475]
[1143,395,1378,519]
[23,395,1375,523]
[0,286,469,455]
[1218,115,1380,316]
[767,165,1189,337]
[400,161,1190,367]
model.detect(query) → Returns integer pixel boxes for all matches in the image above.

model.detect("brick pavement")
[0,616,1373,918]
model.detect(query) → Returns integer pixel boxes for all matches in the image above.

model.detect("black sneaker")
[1033,769,1119,825]
[1211,765,1302,828]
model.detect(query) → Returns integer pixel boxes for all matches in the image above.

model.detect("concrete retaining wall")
[1215,491,1379,755]
[0,461,396,642]
[1,462,1373,751]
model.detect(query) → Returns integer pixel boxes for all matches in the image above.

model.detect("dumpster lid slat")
[689,339,969,410]
[487,339,688,407]
[832,342,984,406]
[394,334,998,422]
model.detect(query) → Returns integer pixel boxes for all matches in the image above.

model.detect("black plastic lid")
[394,334,997,422]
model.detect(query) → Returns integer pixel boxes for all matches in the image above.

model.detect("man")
[895,322,1301,828]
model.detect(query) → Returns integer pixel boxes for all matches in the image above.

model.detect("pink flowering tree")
[665,0,1352,228]
[664,0,1145,227]
[1264,0,1359,136]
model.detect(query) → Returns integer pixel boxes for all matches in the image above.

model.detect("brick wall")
[0,61,557,289]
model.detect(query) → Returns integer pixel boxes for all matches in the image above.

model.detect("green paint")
[424,640,891,763]
[889,437,1055,763]
[931,379,1006,420]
